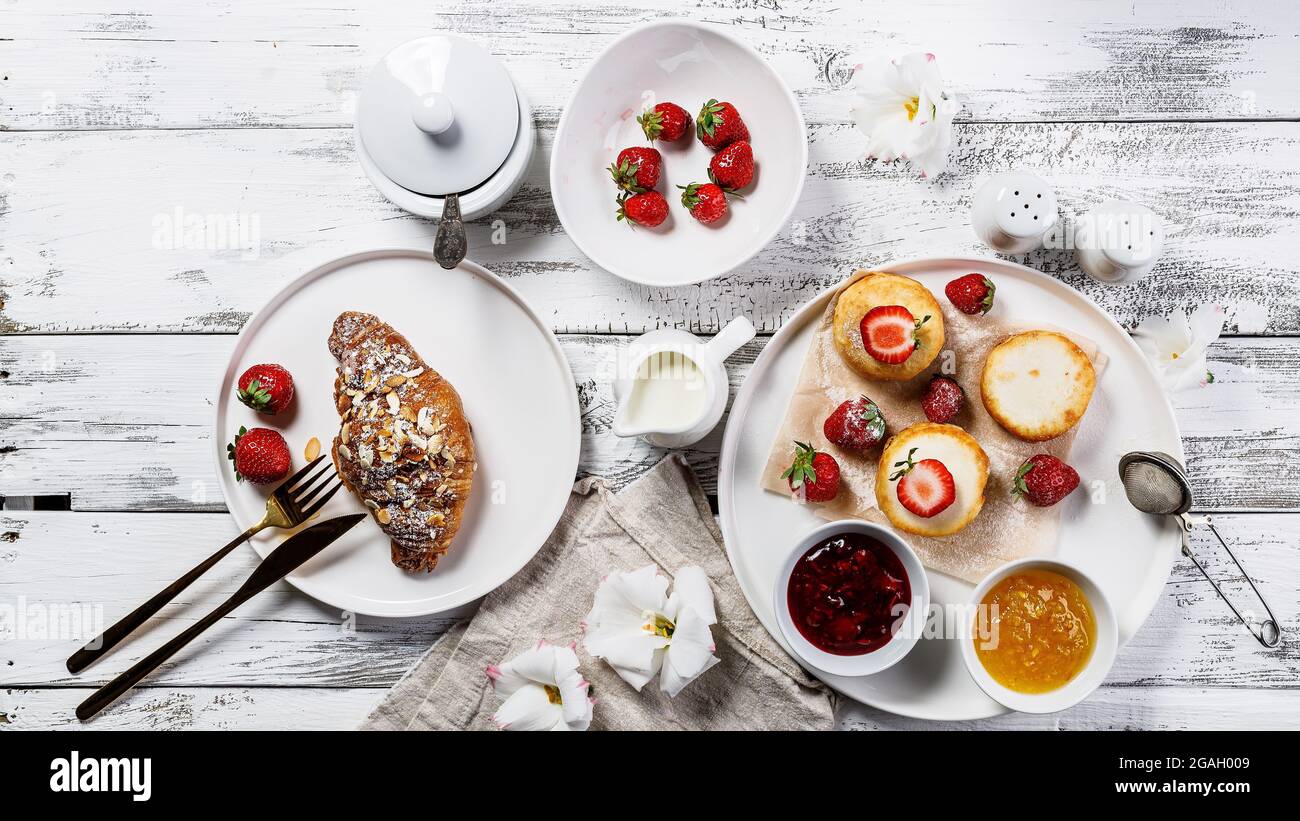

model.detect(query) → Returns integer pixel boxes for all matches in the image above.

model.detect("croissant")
[328,311,475,572]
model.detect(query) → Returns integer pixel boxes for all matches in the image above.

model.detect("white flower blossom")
[486,640,593,731]
[850,52,957,178]
[1133,304,1225,392]
[582,565,719,698]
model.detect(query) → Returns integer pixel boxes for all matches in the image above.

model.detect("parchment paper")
[760,271,1108,583]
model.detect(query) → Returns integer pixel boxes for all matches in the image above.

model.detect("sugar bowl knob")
[411,92,456,136]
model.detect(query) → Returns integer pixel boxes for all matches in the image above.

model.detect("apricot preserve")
[787,532,911,655]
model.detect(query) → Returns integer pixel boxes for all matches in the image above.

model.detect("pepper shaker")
[1074,200,1164,284]
[970,171,1058,254]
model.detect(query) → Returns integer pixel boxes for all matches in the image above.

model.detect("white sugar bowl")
[970,171,1058,255]
[1074,200,1165,284]
[354,35,535,267]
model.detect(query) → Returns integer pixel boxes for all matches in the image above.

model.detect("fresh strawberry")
[696,99,750,150]
[889,447,956,518]
[823,395,886,453]
[859,305,931,364]
[237,363,295,415]
[637,102,691,142]
[616,190,668,227]
[708,140,754,191]
[608,147,662,193]
[945,273,996,315]
[1012,454,1080,507]
[920,375,965,423]
[679,182,729,224]
[226,426,291,485]
[782,441,841,502]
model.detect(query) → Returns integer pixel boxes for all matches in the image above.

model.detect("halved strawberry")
[889,447,955,518]
[860,305,931,364]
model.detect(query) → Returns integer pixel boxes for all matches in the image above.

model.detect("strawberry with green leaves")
[237,363,295,415]
[637,102,691,142]
[945,273,996,315]
[616,190,668,227]
[823,395,886,453]
[608,146,662,193]
[678,181,730,225]
[782,441,841,502]
[696,99,750,150]
[226,426,291,485]
[1012,454,1080,507]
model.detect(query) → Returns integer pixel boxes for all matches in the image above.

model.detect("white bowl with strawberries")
[551,20,808,286]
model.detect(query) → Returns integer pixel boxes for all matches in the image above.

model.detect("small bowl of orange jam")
[961,558,1118,714]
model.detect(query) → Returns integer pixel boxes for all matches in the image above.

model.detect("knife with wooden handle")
[76,513,366,721]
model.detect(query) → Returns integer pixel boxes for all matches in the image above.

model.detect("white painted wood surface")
[2,0,1297,730]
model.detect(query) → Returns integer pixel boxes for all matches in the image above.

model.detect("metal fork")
[66,456,343,674]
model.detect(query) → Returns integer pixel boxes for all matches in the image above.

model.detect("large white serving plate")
[214,250,580,617]
[718,256,1184,720]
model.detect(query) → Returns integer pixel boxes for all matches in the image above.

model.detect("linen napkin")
[361,455,836,731]
[759,271,1108,583]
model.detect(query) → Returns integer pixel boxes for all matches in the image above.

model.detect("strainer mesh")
[1121,460,1186,515]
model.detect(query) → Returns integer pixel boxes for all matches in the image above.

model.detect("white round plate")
[718,256,1184,720]
[214,250,580,617]
[551,20,807,286]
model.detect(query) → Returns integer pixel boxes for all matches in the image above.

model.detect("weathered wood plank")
[3,0,1296,131]
[3,685,1298,730]
[1,335,1296,511]
[0,510,1295,689]
[2,122,1298,335]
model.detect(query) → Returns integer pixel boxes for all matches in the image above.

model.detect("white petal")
[492,684,564,731]
[1164,351,1211,392]
[492,641,561,696]
[582,566,671,675]
[585,625,668,675]
[670,566,717,625]
[584,565,669,628]
[556,667,594,729]
[658,606,719,698]
[606,651,665,693]
[1188,304,1225,342]
[1134,313,1190,355]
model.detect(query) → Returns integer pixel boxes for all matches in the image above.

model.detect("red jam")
[786,532,911,655]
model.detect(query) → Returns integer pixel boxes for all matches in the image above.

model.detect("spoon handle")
[434,192,467,269]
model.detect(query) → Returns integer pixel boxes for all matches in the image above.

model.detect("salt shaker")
[1074,200,1164,284]
[970,171,1058,254]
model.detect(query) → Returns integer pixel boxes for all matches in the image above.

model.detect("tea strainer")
[1119,451,1281,648]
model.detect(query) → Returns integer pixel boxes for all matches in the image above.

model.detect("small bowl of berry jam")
[774,520,929,677]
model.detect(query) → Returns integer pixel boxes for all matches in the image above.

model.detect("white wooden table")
[2,0,1297,730]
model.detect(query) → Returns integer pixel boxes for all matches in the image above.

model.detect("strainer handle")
[1180,515,1282,649]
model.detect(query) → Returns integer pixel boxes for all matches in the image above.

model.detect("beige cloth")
[761,271,1108,583]
[362,455,836,731]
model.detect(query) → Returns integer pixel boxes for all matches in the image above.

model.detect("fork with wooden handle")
[66,456,343,674]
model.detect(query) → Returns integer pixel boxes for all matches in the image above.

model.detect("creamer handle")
[704,315,756,363]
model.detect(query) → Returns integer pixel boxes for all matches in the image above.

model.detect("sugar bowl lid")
[357,35,520,197]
